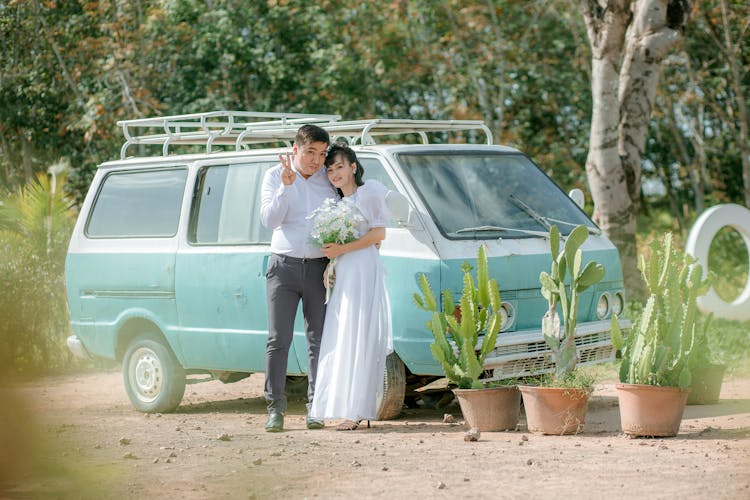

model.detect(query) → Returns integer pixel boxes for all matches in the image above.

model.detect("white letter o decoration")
[685,203,750,321]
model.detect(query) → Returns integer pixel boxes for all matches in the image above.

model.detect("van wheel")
[123,335,186,413]
[376,353,406,421]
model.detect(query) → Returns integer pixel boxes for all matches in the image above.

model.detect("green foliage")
[0,167,78,376]
[708,227,749,303]
[540,225,605,381]
[414,245,502,389]
[611,233,711,389]
[0,0,598,203]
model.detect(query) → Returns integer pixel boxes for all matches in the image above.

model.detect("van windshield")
[396,151,598,239]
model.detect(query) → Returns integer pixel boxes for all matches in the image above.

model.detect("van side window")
[359,158,401,228]
[86,168,187,238]
[190,162,274,245]
[360,158,397,192]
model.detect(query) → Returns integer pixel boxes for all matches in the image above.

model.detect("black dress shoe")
[306,415,324,430]
[265,412,284,432]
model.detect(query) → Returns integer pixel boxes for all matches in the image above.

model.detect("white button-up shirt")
[260,164,338,258]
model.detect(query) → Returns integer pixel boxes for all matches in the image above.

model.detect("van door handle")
[233,289,247,303]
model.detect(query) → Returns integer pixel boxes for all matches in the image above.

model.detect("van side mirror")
[385,190,413,227]
[568,188,585,209]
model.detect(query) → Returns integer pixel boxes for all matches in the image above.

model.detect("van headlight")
[612,291,625,316]
[596,292,611,319]
[499,302,515,331]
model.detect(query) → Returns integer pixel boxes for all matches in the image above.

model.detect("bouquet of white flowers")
[308,198,365,302]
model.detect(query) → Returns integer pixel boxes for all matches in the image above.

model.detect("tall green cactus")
[539,225,605,380]
[610,233,711,389]
[413,245,503,389]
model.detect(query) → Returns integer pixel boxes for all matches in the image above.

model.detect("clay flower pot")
[453,386,521,432]
[519,385,590,435]
[615,383,689,437]
[687,364,726,405]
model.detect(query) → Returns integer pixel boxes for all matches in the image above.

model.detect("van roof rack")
[116,110,493,159]
[117,111,341,159]
[325,118,493,147]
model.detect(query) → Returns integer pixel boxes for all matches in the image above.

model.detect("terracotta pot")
[687,364,726,405]
[615,383,688,437]
[453,386,521,431]
[518,385,589,435]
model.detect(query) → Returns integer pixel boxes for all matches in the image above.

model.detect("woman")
[308,143,392,430]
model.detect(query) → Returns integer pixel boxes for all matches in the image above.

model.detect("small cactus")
[539,225,605,380]
[610,233,711,389]
[414,245,502,389]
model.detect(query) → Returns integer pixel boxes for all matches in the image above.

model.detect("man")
[259,124,335,432]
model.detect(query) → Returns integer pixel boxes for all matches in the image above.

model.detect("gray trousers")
[264,253,328,414]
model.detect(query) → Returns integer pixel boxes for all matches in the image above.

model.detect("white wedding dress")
[309,180,393,421]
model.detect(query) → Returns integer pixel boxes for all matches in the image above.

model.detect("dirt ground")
[1,369,749,500]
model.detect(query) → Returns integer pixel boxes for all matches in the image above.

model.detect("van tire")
[376,353,406,421]
[123,335,186,413]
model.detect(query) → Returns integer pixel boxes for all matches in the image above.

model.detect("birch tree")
[581,0,694,297]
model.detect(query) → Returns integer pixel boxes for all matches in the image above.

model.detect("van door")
[174,158,303,373]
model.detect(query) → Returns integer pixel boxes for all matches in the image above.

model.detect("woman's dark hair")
[325,142,364,196]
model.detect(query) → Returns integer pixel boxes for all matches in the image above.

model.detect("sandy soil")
[1,369,749,499]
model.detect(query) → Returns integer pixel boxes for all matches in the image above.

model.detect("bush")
[0,167,79,377]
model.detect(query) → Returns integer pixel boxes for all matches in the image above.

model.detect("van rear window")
[86,168,187,238]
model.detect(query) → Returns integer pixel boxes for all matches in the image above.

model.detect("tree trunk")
[580,1,642,296]
[0,130,12,187]
[717,0,750,207]
[581,0,692,299]
[666,109,699,215]
[619,0,687,208]
[21,133,33,182]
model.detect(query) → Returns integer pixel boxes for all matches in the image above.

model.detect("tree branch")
[32,0,81,100]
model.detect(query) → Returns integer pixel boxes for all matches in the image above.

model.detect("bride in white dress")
[308,144,392,430]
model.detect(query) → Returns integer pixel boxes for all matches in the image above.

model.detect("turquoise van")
[65,111,628,418]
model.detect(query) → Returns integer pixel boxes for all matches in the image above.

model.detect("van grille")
[485,333,616,380]
[491,331,611,358]
[489,345,615,379]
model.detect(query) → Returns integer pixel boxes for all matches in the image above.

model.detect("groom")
[259,124,336,432]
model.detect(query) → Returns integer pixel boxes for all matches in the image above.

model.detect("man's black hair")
[295,124,330,146]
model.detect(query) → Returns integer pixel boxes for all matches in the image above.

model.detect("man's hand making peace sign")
[279,152,296,185]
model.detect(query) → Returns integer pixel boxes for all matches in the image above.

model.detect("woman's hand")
[321,242,345,259]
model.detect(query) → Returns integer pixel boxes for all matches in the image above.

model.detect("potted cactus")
[685,313,726,405]
[414,244,520,432]
[519,224,605,435]
[610,232,711,436]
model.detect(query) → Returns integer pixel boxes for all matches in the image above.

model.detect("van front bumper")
[484,319,631,379]
[66,335,91,360]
